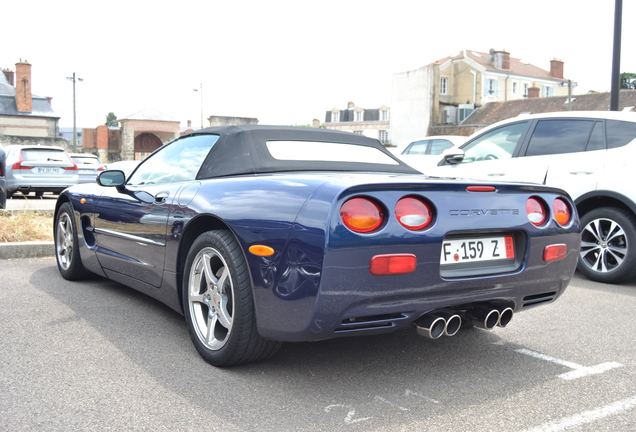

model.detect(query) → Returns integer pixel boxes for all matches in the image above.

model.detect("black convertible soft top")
[178,125,420,179]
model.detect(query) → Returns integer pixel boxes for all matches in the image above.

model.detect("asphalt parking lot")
[1,258,634,431]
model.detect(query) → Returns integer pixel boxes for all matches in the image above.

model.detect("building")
[323,102,390,145]
[391,49,572,145]
[82,108,179,162]
[428,89,636,137]
[0,60,67,148]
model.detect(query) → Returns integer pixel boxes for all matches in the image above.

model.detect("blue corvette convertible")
[54,125,580,366]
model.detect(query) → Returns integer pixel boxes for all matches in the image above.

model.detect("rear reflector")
[543,244,567,262]
[370,254,416,275]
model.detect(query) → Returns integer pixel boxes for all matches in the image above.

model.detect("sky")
[3,0,635,129]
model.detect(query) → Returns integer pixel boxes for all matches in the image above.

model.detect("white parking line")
[515,348,623,380]
[521,395,636,432]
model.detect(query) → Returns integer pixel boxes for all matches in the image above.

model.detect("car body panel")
[55,125,580,343]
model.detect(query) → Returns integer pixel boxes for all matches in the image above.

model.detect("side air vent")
[335,313,409,333]
[523,291,557,307]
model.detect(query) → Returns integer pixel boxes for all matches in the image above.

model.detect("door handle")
[154,191,170,203]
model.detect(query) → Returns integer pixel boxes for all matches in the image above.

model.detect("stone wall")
[0,135,71,151]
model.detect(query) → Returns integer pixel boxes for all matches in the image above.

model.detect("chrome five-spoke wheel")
[188,247,234,351]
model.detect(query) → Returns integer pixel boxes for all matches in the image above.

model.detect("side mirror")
[441,148,465,165]
[97,170,126,187]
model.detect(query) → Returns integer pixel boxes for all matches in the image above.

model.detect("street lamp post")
[193,83,203,129]
[66,72,83,152]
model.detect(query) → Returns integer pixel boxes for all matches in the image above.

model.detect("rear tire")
[54,202,90,280]
[577,207,636,284]
[183,230,282,366]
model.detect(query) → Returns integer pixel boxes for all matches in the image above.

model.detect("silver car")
[69,153,105,184]
[4,145,79,198]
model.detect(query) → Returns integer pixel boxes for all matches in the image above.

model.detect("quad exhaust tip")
[416,305,514,338]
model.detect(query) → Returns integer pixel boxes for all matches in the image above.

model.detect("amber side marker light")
[80,198,87,204]
[370,254,416,275]
[249,245,275,257]
[543,244,567,262]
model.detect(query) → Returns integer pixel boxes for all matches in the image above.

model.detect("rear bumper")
[254,230,580,342]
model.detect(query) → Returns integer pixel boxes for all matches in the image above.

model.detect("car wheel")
[55,202,90,280]
[183,230,282,366]
[577,207,636,284]
[35,191,44,197]
[7,191,13,199]
[0,190,5,209]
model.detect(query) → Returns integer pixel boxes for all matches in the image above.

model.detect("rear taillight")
[552,198,572,226]
[97,166,106,171]
[395,197,433,230]
[340,197,384,233]
[526,197,547,226]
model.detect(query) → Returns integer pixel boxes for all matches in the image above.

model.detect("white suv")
[429,111,636,284]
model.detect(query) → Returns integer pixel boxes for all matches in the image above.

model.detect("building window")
[484,78,498,96]
[355,111,363,122]
[354,130,363,135]
[440,77,448,95]
[512,82,518,94]
[543,86,554,97]
[523,83,529,98]
[381,110,389,121]
[332,111,340,123]
[379,130,389,144]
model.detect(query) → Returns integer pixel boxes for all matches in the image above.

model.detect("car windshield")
[461,122,527,163]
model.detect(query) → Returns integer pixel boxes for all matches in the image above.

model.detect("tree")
[105,112,118,127]
[620,72,636,89]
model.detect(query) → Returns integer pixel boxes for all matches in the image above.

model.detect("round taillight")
[340,197,383,233]
[553,198,572,226]
[526,197,547,226]
[395,197,433,230]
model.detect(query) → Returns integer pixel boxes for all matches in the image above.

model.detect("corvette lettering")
[449,209,520,216]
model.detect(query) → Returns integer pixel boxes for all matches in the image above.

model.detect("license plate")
[441,236,514,265]
[79,169,93,174]
[36,167,59,174]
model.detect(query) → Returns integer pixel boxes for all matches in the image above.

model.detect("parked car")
[54,125,580,366]
[0,145,6,209]
[391,135,468,172]
[4,145,79,198]
[68,153,105,184]
[429,111,636,284]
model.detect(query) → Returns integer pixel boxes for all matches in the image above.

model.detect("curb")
[0,241,55,259]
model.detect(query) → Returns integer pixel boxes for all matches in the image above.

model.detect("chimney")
[2,68,14,85]
[494,51,510,70]
[312,118,320,128]
[527,86,540,98]
[187,120,192,127]
[550,59,564,79]
[46,97,52,106]
[347,102,355,109]
[15,60,32,113]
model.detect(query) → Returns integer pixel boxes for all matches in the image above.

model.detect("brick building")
[0,60,67,148]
